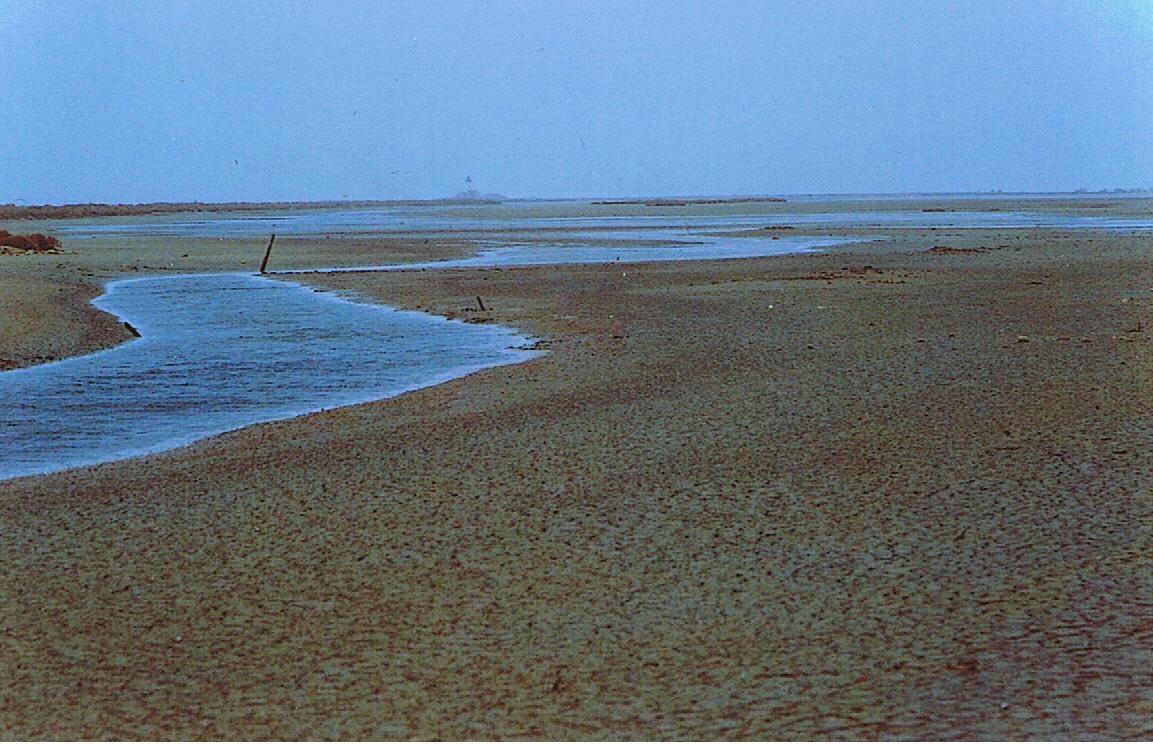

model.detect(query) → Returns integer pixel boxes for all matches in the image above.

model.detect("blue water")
[0,274,537,481]
[274,230,856,273]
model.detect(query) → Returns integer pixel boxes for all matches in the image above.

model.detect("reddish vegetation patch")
[0,230,61,253]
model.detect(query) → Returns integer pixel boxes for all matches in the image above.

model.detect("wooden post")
[476,295,487,311]
[259,233,276,274]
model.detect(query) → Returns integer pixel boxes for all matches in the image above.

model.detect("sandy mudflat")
[1,201,1152,739]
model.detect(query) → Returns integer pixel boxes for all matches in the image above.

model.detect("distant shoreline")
[591,196,787,206]
[4,189,1150,221]
[0,198,504,221]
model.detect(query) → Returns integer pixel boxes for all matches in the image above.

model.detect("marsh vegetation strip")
[0,273,537,481]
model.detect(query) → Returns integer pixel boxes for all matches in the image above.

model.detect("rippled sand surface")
[0,198,1151,739]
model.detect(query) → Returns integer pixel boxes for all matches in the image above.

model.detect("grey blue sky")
[2,0,1151,203]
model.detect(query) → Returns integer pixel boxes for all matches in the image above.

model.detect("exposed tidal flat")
[1,197,1152,739]
[0,221,847,480]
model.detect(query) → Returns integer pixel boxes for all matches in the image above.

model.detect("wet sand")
[1,201,1151,738]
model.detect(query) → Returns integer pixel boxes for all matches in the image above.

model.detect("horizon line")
[5,187,1153,211]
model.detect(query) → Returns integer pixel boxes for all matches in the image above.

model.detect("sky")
[1,0,1152,203]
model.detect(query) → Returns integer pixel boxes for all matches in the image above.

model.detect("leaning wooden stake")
[476,295,487,311]
[259,233,277,274]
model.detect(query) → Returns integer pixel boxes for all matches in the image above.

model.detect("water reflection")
[0,274,537,481]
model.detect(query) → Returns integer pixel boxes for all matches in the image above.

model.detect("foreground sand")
[1,204,1151,738]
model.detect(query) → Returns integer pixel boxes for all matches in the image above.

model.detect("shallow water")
[276,230,853,273]
[54,203,1153,239]
[4,217,850,482]
[0,274,537,481]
